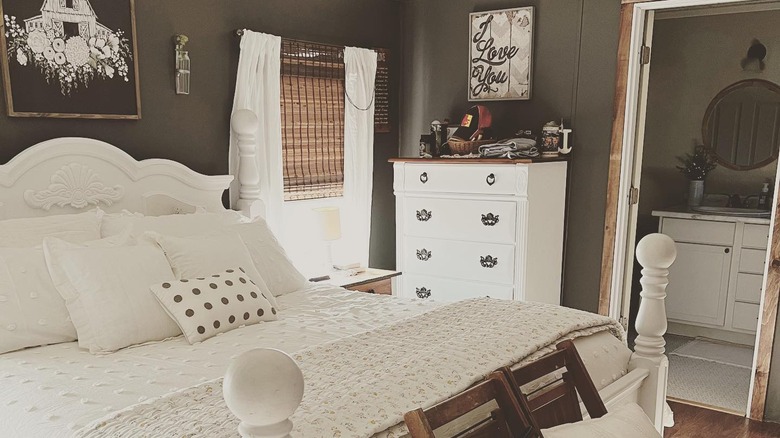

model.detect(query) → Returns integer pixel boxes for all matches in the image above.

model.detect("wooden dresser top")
[388,156,570,164]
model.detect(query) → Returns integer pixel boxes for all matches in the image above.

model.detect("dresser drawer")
[660,218,735,246]
[404,197,517,243]
[743,224,770,249]
[739,249,767,274]
[404,237,515,285]
[403,164,519,195]
[732,302,760,332]
[736,273,763,304]
[401,274,514,302]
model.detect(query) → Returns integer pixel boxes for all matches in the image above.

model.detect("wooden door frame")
[599,0,780,421]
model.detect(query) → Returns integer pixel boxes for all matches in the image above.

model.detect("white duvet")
[0,286,442,438]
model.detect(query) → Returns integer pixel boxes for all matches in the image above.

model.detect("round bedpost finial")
[224,348,304,438]
[231,109,260,135]
[634,233,677,360]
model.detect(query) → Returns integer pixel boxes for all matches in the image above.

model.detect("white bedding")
[0,286,438,438]
[0,287,628,438]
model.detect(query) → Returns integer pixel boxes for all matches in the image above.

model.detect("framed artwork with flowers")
[0,0,140,119]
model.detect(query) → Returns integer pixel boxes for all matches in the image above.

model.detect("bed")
[0,114,675,437]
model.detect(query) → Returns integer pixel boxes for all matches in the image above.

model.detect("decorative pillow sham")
[100,210,246,238]
[228,219,309,297]
[148,231,279,308]
[540,402,660,438]
[43,238,181,354]
[150,267,277,343]
[0,210,102,247]
[0,248,77,354]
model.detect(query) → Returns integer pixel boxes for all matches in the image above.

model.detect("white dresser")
[392,159,568,304]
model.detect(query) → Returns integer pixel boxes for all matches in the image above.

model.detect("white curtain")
[229,30,283,234]
[342,47,378,267]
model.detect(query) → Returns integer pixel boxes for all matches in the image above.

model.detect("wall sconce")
[174,34,190,95]
[741,39,767,73]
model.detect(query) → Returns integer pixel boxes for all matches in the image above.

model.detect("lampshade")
[314,207,342,241]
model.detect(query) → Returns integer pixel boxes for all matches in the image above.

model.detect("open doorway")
[609,0,780,419]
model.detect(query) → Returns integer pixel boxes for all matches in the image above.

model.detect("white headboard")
[0,137,234,220]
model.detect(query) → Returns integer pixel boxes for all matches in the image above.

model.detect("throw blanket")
[76,298,623,438]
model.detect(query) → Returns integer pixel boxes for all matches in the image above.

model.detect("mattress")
[0,286,630,438]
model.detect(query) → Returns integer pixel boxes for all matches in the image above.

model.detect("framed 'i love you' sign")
[0,0,141,119]
[469,7,534,101]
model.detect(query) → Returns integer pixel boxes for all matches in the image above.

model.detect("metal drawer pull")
[420,172,429,184]
[416,248,432,261]
[486,173,496,186]
[481,213,499,226]
[416,209,432,222]
[480,255,498,268]
[416,287,432,299]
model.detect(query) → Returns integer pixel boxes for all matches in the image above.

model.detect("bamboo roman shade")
[281,39,345,201]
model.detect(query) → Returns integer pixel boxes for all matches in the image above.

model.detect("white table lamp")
[314,207,341,270]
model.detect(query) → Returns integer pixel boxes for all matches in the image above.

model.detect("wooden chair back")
[501,340,608,434]
[404,371,533,438]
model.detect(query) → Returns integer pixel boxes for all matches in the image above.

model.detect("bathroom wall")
[640,10,780,216]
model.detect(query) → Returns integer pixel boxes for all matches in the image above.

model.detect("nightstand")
[327,269,401,295]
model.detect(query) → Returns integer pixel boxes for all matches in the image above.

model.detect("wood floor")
[665,401,780,438]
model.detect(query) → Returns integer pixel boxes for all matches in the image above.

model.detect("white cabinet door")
[666,242,732,327]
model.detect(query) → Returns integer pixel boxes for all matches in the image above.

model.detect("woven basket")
[446,138,493,155]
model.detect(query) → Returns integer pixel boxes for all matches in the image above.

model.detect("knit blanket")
[76,298,623,438]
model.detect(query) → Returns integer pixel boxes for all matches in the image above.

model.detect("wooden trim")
[0,0,142,120]
[601,0,778,422]
[598,3,635,316]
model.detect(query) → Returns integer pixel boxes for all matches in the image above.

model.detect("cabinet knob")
[416,249,432,261]
[772,259,780,269]
[416,287,432,299]
[481,213,499,226]
[480,255,498,268]
[486,173,496,186]
[420,172,429,184]
[416,209,432,222]
[725,248,730,254]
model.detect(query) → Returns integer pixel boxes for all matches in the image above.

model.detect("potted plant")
[676,145,717,207]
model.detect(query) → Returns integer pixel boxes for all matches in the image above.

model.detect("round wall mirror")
[702,79,780,170]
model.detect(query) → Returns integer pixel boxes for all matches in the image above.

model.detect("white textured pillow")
[149,232,279,308]
[0,210,101,247]
[540,402,660,438]
[101,210,246,238]
[151,267,277,343]
[0,248,77,354]
[228,219,308,296]
[44,238,181,353]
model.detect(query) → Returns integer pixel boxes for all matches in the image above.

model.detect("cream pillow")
[540,402,661,438]
[0,210,101,247]
[44,238,181,353]
[228,219,309,296]
[148,232,278,308]
[101,210,246,238]
[151,267,277,344]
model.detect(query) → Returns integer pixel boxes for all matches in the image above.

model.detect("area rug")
[671,338,754,369]
[665,335,751,413]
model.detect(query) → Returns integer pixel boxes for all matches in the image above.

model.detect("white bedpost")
[224,348,304,438]
[231,109,266,219]
[630,233,676,433]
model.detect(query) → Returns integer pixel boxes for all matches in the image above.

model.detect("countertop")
[388,156,570,164]
[652,206,772,225]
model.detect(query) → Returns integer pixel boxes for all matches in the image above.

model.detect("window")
[280,39,345,201]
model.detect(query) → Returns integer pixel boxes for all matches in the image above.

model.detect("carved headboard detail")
[0,137,234,220]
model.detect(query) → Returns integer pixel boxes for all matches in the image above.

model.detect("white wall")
[640,11,780,215]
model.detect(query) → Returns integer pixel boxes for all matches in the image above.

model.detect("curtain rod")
[234,29,348,51]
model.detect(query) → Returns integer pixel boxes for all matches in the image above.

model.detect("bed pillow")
[0,210,102,247]
[100,210,246,238]
[151,267,277,343]
[540,402,660,438]
[228,219,309,296]
[43,238,181,354]
[148,231,278,308]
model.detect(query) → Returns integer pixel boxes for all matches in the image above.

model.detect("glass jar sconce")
[174,34,190,95]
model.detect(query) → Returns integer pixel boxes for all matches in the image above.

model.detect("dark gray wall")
[0,0,401,269]
[401,0,620,313]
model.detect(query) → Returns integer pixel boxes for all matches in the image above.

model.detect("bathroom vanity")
[653,208,770,345]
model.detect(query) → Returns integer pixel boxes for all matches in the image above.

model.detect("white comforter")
[0,286,441,438]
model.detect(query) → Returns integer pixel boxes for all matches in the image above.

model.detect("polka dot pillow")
[150,267,278,343]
